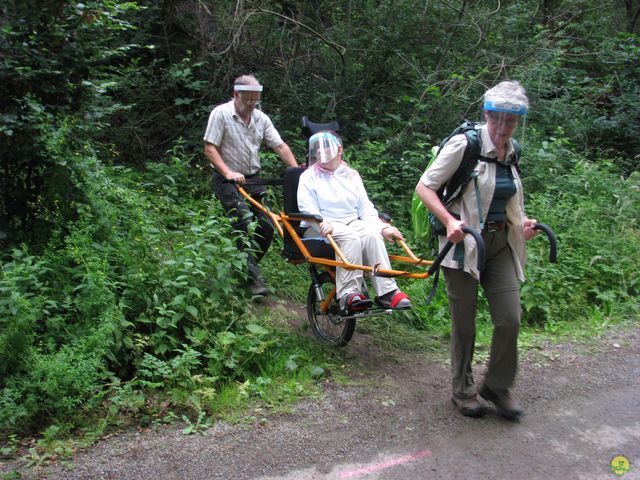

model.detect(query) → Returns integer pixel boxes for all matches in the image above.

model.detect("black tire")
[307,273,355,347]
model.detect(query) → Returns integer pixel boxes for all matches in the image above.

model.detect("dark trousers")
[212,172,274,281]
[443,228,521,399]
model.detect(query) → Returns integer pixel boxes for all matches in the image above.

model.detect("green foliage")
[521,28,640,174]
[2,0,639,453]
[520,135,640,327]
[0,0,142,246]
[0,117,334,439]
[0,249,43,380]
[346,139,426,228]
[181,410,211,436]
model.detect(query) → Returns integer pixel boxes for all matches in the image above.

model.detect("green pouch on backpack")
[410,191,430,246]
[411,146,442,251]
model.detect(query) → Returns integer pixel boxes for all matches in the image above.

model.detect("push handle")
[229,179,285,238]
[427,227,485,275]
[533,223,557,263]
[223,177,285,186]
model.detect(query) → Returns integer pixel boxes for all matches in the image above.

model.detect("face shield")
[483,94,528,159]
[308,131,342,166]
[234,84,263,114]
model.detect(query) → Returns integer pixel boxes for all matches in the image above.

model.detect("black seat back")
[283,166,305,216]
[281,166,334,262]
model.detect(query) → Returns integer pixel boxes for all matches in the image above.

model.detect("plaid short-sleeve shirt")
[203,100,284,175]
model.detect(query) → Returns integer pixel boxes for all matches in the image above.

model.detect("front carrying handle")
[426,227,485,276]
[533,223,557,263]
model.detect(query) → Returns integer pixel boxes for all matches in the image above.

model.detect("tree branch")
[248,3,346,76]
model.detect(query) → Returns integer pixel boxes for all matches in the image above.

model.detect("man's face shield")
[234,84,262,115]
[308,132,342,165]
[483,100,527,154]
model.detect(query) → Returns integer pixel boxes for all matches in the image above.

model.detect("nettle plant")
[520,136,640,329]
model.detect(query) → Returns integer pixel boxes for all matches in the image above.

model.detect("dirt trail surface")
[2,310,639,480]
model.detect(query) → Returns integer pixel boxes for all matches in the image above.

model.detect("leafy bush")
[520,135,640,327]
[0,1,142,246]
[0,249,45,381]
[347,138,427,230]
[0,120,317,435]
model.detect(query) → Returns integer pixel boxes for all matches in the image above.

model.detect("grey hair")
[484,80,529,111]
[234,74,260,87]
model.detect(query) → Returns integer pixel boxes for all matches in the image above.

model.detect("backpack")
[411,120,521,255]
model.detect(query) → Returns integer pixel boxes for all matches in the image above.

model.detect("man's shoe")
[451,395,487,418]
[248,279,269,297]
[478,385,523,420]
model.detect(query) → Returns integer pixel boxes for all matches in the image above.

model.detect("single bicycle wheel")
[307,272,355,347]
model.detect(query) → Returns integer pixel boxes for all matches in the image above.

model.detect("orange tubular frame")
[237,186,284,238]
[237,186,437,280]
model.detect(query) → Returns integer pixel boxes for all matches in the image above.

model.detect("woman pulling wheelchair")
[415,80,539,420]
[297,131,412,313]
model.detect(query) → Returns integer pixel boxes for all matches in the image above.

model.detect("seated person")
[297,131,411,312]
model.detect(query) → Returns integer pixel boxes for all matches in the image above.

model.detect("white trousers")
[305,219,398,299]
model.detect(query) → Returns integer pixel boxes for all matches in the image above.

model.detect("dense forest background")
[1,0,639,444]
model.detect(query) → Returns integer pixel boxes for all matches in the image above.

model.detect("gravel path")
[2,319,639,480]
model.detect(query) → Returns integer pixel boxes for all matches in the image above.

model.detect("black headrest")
[301,116,340,140]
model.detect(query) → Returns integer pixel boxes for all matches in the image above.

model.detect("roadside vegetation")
[1,0,639,470]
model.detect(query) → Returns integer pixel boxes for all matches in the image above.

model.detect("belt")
[213,170,260,178]
[483,221,507,232]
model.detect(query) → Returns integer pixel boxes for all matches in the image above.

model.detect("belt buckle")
[486,221,499,232]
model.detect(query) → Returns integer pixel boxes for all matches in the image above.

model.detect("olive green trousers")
[443,228,521,399]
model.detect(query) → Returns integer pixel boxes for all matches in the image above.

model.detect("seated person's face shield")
[483,99,528,153]
[308,131,342,165]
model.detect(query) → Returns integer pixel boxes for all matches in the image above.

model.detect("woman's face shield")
[483,99,527,154]
[308,132,342,165]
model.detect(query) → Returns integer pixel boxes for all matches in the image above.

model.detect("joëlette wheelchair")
[234,117,557,347]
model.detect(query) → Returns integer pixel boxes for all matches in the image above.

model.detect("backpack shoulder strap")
[440,126,482,205]
[462,128,481,161]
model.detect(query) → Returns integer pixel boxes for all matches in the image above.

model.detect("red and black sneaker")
[340,292,372,313]
[376,289,411,310]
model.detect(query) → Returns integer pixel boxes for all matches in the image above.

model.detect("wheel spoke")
[307,273,355,346]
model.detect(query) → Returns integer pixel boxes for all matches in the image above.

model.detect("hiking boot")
[376,289,411,310]
[451,395,487,418]
[339,291,372,313]
[248,278,269,297]
[478,385,523,421]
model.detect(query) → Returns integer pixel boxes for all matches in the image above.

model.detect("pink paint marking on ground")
[337,449,432,479]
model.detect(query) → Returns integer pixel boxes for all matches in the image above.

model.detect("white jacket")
[297,162,386,231]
